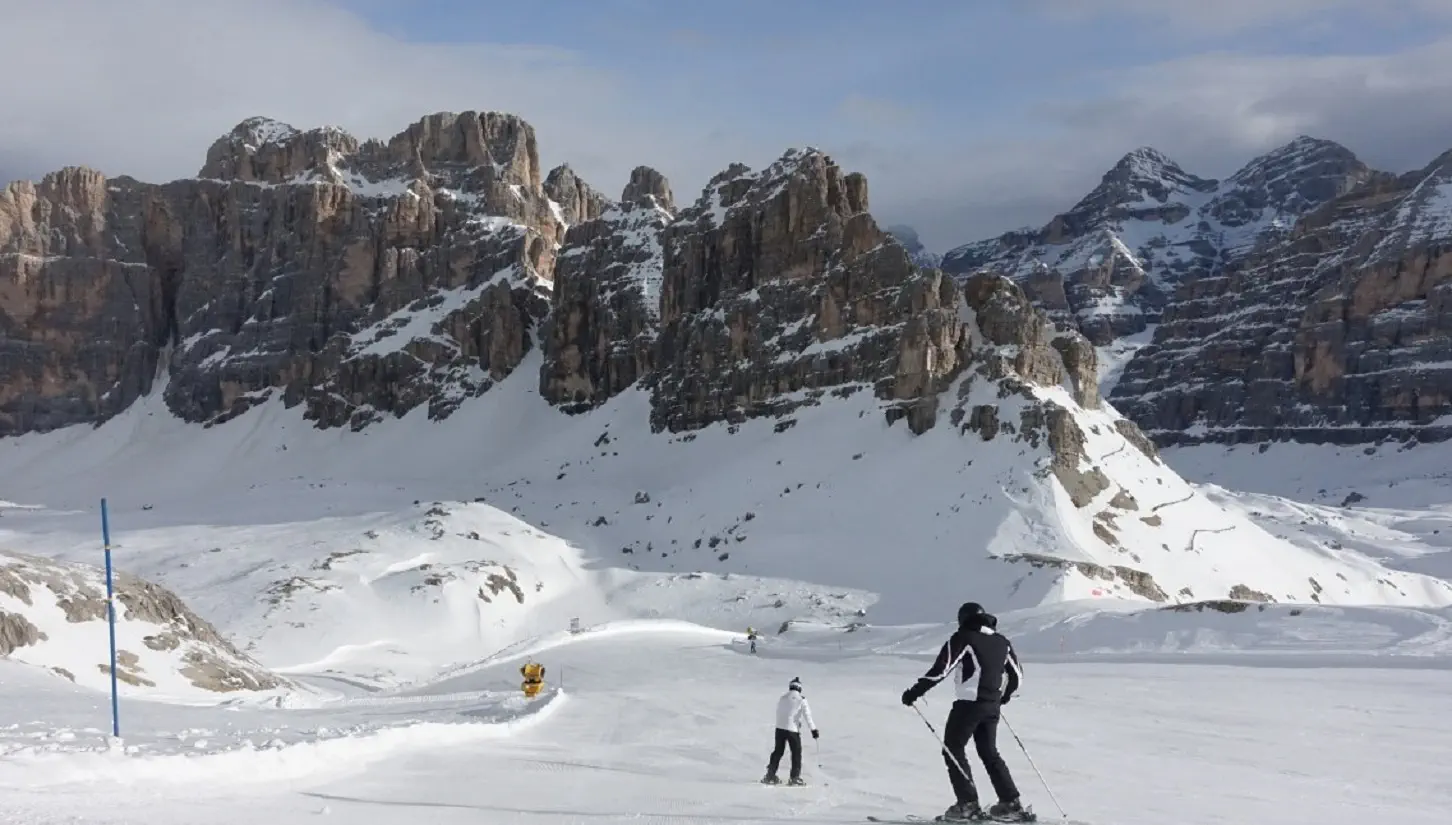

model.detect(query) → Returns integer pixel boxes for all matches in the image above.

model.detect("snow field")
[1,283,1451,823]
[3,621,1449,825]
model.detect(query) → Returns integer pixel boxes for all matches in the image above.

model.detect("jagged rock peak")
[1213,135,1372,229]
[201,110,546,189]
[1229,135,1356,179]
[622,166,675,213]
[1113,146,1182,176]
[227,116,303,148]
[686,148,868,227]
[384,111,542,189]
[201,117,358,183]
[544,163,608,226]
[1082,146,1218,210]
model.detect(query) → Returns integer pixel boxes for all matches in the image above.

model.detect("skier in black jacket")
[901,602,1026,822]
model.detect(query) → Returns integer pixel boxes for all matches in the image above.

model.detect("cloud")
[1030,0,1452,34]
[0,0,739,204]
[1044,37,1452,172]
[7,0,1452,257]
[852,34,1452,251]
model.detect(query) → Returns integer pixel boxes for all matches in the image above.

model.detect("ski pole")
[910,704,976,792]
[1001,713,1067,820]
[814,737,829,788]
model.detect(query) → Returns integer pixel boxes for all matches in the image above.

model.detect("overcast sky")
[6,0,1452,252]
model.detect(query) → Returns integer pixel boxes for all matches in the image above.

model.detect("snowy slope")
[3,335,1451,697]
[1162,441,1452,583]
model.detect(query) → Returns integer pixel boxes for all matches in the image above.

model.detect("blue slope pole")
[102,498,120,739]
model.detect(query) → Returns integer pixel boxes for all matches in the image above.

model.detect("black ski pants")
[941,699,1020,805]
[766,728,803,779]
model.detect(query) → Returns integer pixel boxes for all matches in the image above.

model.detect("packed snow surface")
[0,621,1449,824]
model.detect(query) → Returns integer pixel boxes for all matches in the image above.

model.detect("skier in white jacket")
[762,677,818,785]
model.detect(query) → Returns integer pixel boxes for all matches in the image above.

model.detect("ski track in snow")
[0,624,1448,825]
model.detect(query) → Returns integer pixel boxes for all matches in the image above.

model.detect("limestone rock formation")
[1,111,568,435]
[544,164,608,227]
[1111,151,1452,445]
[541,166,674,412]
[650,149,968,434]
[541,145,1104,445]
[5,114,1397,608]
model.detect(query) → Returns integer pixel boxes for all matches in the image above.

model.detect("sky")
[6,0,1452,252]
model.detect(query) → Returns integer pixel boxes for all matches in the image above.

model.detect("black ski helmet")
[957,601,988,627]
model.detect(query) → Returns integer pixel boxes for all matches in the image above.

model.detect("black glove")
[811,729,820,740]
[901,684,926,706]
[1001,693,1013,706]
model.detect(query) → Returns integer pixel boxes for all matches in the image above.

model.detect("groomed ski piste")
[1,361,1451,824]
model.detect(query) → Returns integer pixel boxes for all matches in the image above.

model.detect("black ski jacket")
[912,625,1023,703]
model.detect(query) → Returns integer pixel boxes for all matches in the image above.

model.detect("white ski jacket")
[775,690,816,733]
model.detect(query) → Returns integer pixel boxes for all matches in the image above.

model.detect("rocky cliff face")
[541,146,1103,440]
[0,111,578,436]
[1110,151,1452,446]
[540,166,673,412]
[0,111,1119,475]
[942,138,1374,349]
[6,113,1411,607]
[942,134,1452,447]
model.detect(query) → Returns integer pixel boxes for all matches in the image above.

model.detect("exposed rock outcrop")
[5,114,1429,610]
[942,138,1374,348]
[541,167,673,412]
[943,134,1452,447]
[0,550,286,694]
[649,150,966,434]
[544,164,609,227]
[1110,151,1452,445]
[1,111,567,435]
[886,224,942,268]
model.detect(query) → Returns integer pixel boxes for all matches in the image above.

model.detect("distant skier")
[762,677,818,786]
[747,627,758,654]
[900,602,1026,822]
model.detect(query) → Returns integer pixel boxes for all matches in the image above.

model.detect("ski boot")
[787,776,806,786]
[760,773,780,785]
[936,801,988,822]
[987,798,1035,822]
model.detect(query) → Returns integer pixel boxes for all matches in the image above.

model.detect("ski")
[866,812,1040,824]
[868,814,1088,825]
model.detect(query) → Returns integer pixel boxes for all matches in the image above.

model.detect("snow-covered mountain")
[3,114,1452,825]
[1111,149,1452,447]
[5,112,1452,825]
[2,112,1451,699]
[943,136,1452,448]
[940,137,1374,352]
